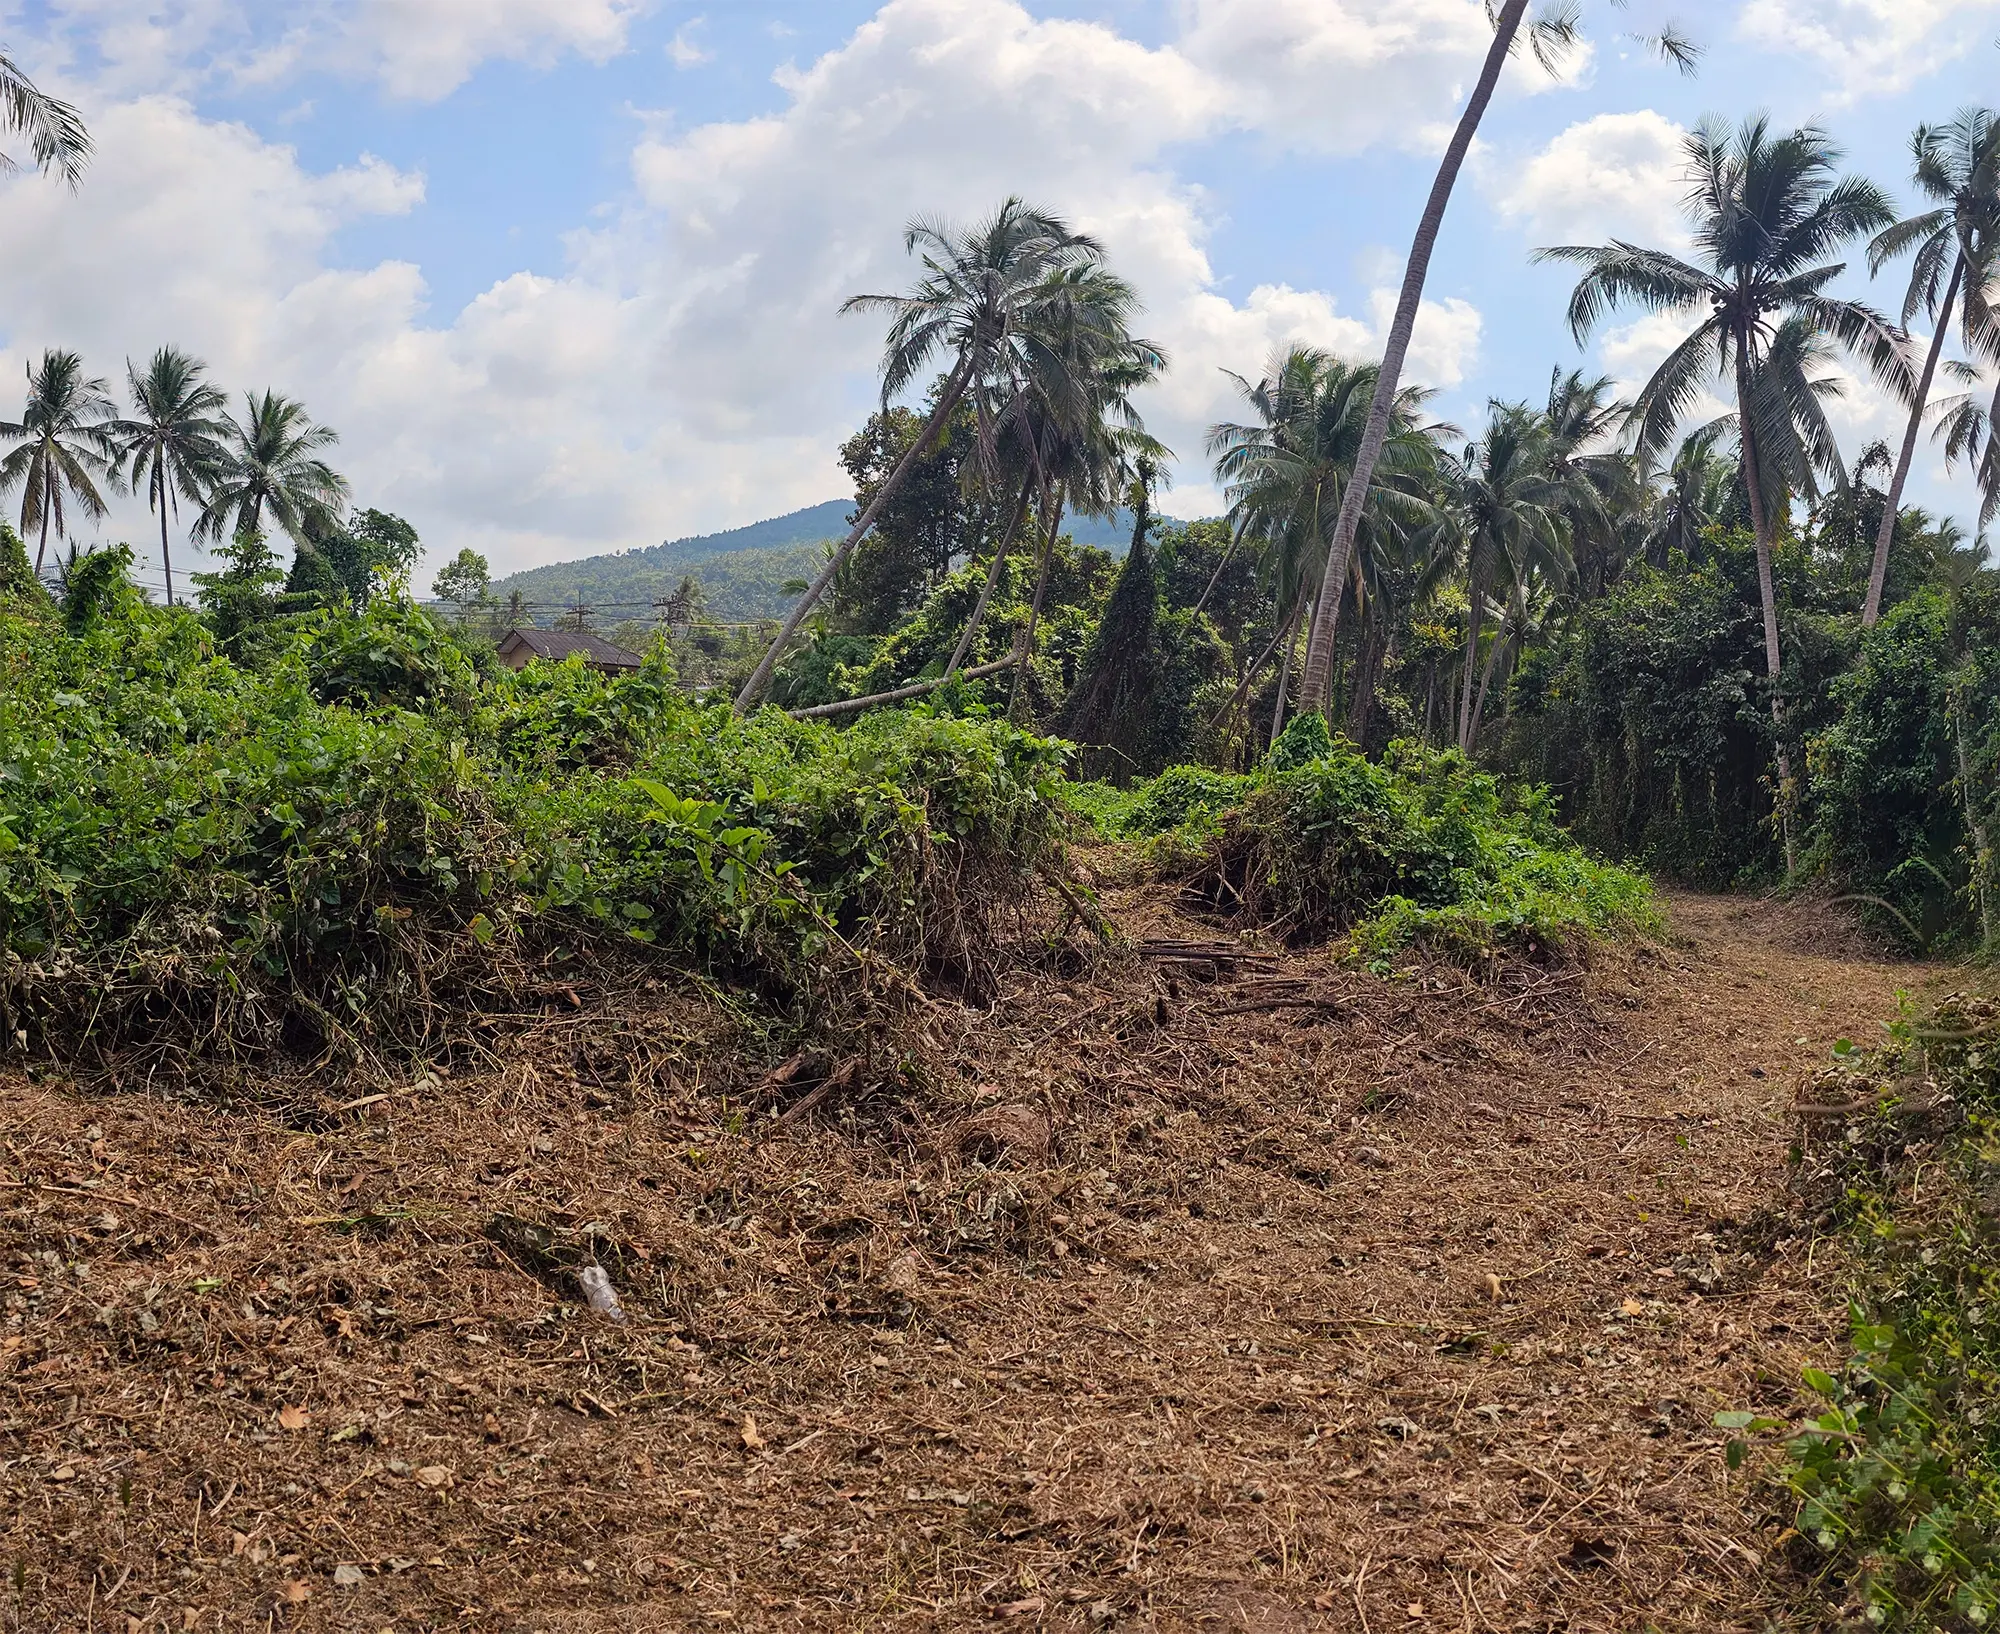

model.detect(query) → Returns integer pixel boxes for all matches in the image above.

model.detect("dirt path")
[0,891,1936,1632]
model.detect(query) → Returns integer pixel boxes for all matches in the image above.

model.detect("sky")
[0,0,1995,593]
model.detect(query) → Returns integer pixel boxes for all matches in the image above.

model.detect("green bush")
[0,595,1073,1058]
[1809,587,2000,955]
[1227,738,1654,961]
[1746,995,2000,1630]
[1072,728,1654,963]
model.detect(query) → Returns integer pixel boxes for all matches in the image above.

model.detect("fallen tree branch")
[1211,996,1343,1018]
[787,654,1022,721]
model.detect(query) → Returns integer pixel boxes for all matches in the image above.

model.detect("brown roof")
[499,628,645,669]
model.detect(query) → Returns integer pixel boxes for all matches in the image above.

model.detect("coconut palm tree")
[1541,368,1640,597]
[1538,116,1911,869]
[1209,348,1445,737]
[1861,109,2000,625]
[735,198,1119,711]
[1933,361,2000,532]
[1428,402,1573,751]
[1641,423,1734,566]
[943,263,1165,683]
[1469,561,1564,747]
[1292,2,1700,715]
[108,348,229,607]
[0,349,117,576]
[0,50,90,185]
[194,390,349,548]
[1211,349,1441,638]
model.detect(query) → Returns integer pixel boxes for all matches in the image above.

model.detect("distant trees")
[316,507,423,609]
[433,547,493,626]
[832,398,994,634]
[196,390,349,547]
[108,348,228,607]
[1209,347,1443,736]
[0,330,438,639]
[1541,116,1911,864]
[736,197,1141,711]
[0,350,116,575]
[1432,403,1573,752]
[1865,109,2000,624]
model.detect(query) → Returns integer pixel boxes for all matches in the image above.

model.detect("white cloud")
[331,0,649,98]
[1490,110,1690,249]
[1736,0,2000,102]
[0,0,1496,579]
[26,0,651,101]
[1176,0,1492,154]
[667,19,712,69]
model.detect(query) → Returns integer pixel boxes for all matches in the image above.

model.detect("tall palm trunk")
[1955,675,1995,949]
[1864,254,1963,627]
[1468,614,1509,750]
[1455,540,1488,751]
[947,475,1034,679]
[1007,490,1065,722]
[1269,616,1296,750]
[1734,335,1797,875]
[1295,0,1531,713]
[737,354,975,711]
[34,472,51,576]
[157,472,176,607]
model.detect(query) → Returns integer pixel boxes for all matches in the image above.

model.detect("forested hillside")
[484,500,1178,631]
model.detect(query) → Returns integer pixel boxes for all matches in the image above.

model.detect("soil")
[0,888,1939,1632]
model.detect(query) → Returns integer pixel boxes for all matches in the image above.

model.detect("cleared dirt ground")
[0,889,1936,1631]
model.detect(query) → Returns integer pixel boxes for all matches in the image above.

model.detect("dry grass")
[0,889,1939,1631]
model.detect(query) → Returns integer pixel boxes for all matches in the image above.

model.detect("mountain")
[487,499,1198,628]
[487,502,851,627]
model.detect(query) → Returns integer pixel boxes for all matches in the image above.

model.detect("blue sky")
[0,0,1994,590]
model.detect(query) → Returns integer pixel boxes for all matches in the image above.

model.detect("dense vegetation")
[2,82,1993,1060]
[1744,992,2000,1630]
[0,562,1071,1061]
[1073,716,1657,965]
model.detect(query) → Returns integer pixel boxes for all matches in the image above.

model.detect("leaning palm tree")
[0,50,90,185]
[1292,2,1700,715]
[194,390,349,548]
[0,349,117,576]
[1863,109,2000,621]
[1538,116,1911,869]
[108,348,229,607]
[735,197,1116,712]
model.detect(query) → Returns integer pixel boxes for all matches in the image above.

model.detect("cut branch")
[787,652,1021,721]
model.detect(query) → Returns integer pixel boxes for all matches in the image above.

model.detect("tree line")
[731,101,1996,944]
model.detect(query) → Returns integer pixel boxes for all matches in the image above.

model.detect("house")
[496,627,645,675]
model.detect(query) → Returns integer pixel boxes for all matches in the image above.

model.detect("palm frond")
[0,50,90,187]
[1534,242,1714,343]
